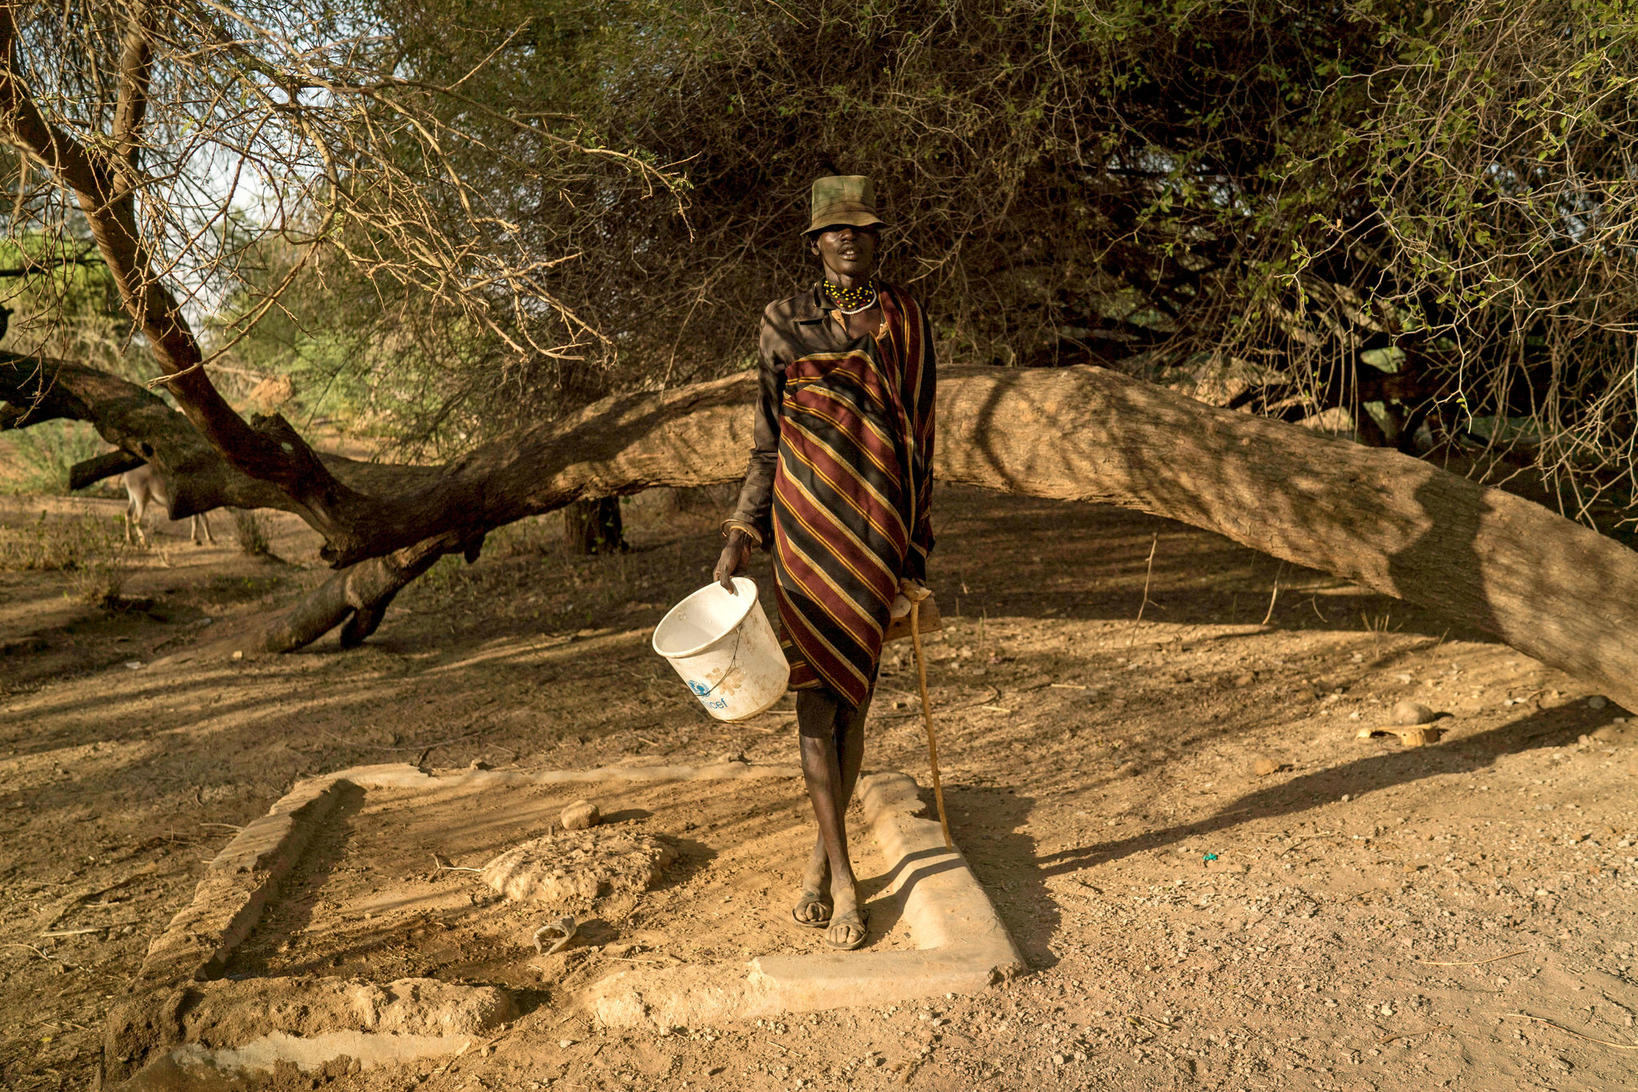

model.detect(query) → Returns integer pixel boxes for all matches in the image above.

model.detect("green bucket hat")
[804,175,886,236]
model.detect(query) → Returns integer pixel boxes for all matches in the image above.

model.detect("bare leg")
[796,686,873,948]
[794,693,871,925]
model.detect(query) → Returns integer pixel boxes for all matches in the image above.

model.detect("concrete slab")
[110,760,1020,1086]
[580,771,1023,1027]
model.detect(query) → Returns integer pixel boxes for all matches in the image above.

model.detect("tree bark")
[8,347,1638,712]
[69,449,146,490]
[933,367,1638,713]
[223,534,464,655]
[563,497,627,555]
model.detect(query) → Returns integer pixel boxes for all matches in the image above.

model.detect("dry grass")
[230,509,274,558]
[0,510,126,572]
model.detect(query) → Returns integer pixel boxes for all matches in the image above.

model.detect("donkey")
[122,465,215,547]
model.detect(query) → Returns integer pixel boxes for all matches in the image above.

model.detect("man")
[714,176,936,950]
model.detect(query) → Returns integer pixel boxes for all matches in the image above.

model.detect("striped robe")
[770,286,936,707]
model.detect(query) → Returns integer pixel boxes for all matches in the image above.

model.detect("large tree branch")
[9,347,1638,712]
[0,351,439,516]
[68,449,146,490]
[0,8,705,568]
[112,1,156,180]
[451,366,1638,716]
[0,401,64,429]
[0,7,369,547]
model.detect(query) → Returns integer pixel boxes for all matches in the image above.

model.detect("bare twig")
[1501,1012,1638,1050]
[1377,1023,1451,1044]
[1135,532,1158,622]
[2,942,74,970]
[1416,949,1530,967]
[430,853,483,874]
[39,923,137,937]
[1261,562,1284,626]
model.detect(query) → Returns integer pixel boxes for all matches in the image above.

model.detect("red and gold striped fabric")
[771,286,936,707]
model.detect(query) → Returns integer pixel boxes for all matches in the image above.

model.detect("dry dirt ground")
[2,483,1637,1092]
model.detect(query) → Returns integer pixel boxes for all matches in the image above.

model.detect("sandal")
[825,909,868,951]
[792,889,832,928]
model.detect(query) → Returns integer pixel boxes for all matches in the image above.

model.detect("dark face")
[809,224,880,286]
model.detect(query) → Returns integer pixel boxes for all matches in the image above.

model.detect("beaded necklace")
[823,278,879,315]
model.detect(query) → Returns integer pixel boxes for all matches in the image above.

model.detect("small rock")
[231,649,244,660]
[558,1038,578,1049]
[561,800,601,831]
[1587,696,1609,710]
[1252,756,1283,777]
[1389,700,1436,725]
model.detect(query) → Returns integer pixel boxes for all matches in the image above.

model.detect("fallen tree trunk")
[227,533,469,655]
[933,367,1638,713]
[8,349,1638,710]
[269,365,1638,713]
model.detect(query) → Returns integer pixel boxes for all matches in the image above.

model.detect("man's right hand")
[714,529,753,591]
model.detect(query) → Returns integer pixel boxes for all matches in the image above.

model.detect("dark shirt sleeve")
[727,306,785,546]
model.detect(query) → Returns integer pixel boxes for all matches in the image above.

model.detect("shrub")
[1,421,107,496]
[68,559,130,607]
[231,509,274,558]
[0,511,127,571]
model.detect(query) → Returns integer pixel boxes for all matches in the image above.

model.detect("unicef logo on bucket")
[688,678,729,710]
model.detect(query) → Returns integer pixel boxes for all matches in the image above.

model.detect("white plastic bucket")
[651,577,789,721]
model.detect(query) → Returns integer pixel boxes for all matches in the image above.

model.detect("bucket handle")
[695,628,744,697]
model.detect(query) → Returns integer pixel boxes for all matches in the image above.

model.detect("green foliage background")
[11,0,1638,520]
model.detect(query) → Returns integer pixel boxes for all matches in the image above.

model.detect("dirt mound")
[104,976,514,1084]
[481,829,676,905]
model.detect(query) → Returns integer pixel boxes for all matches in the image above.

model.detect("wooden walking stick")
[908,596,953,849]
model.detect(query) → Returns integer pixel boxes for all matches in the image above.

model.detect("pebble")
[1389,700,1436,725]
[1252,756,1283,777]
[561,800,601,830]
[1587,696,1608,710]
